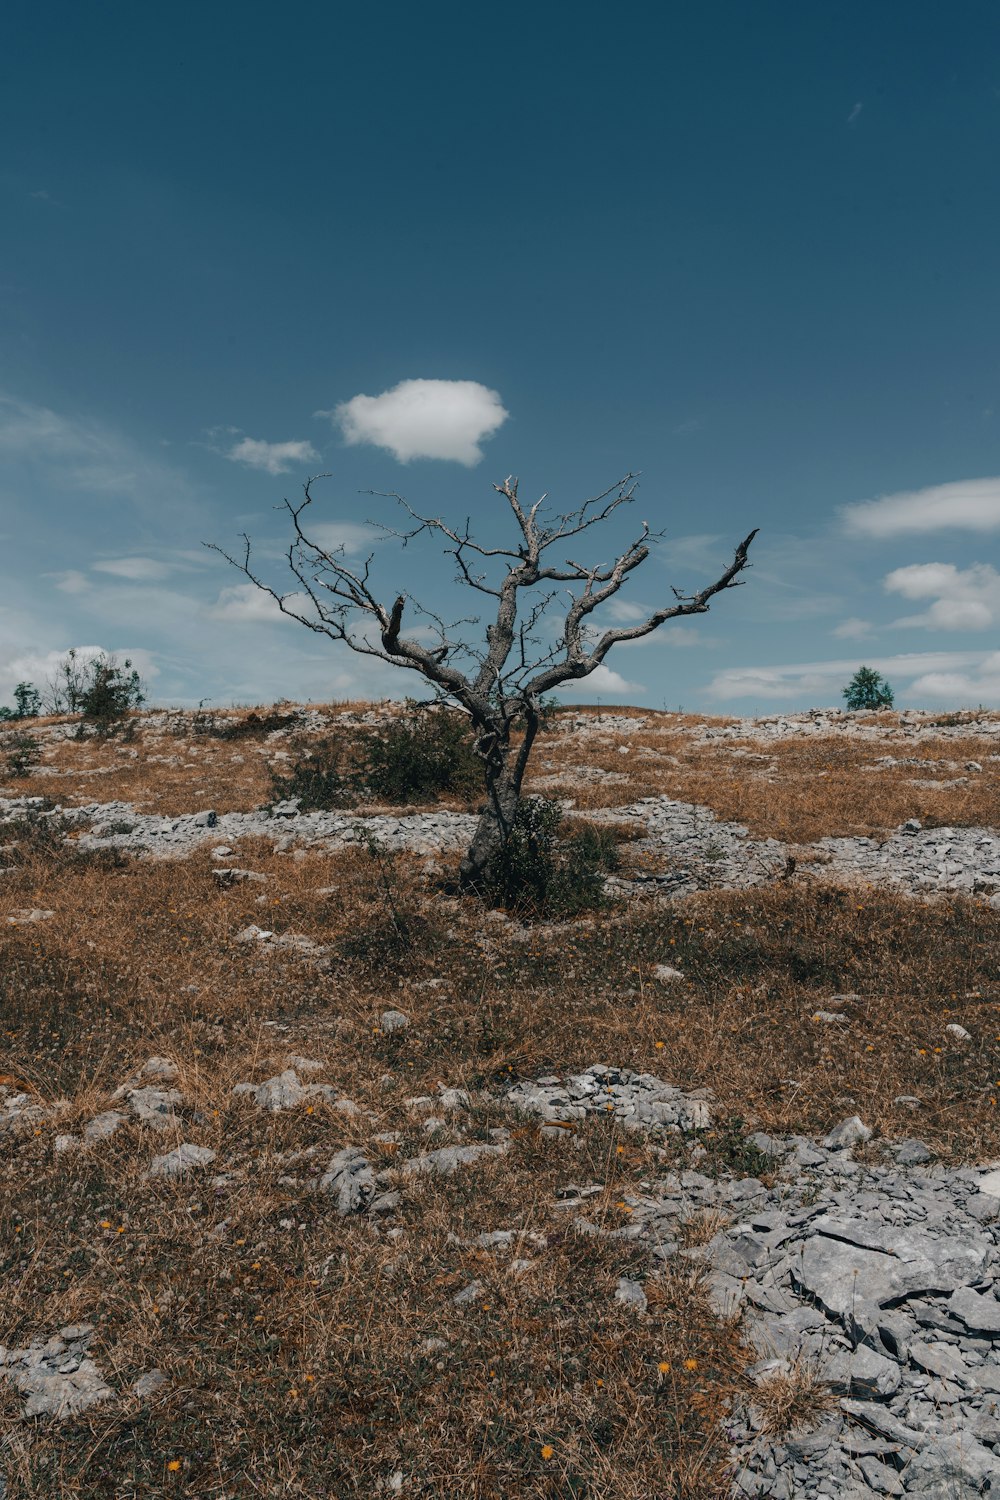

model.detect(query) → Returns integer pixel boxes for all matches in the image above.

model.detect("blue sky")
[2,0,999,712]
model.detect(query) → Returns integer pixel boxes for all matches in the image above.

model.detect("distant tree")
[843,666,894,711]
[208,472,757,890]
[0,681,41,722]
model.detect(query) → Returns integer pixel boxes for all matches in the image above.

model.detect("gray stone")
[132,1369,167,1398]
[903,1430,997,1494]
[379,1009,410,1034]
[910,1341,971,1385]
[212,867,268,886]
[147,1143,216,1178]
[82,1110,125,1143]
[614,1276,648,1313]
[452,1280,483,1307]
[402,1142,508,1177]
[890,1138,932,1165]
[319,1147,376,1214]
[948,1285,1000,1335]
[823,1116,872,1150]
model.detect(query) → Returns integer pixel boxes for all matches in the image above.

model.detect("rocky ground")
[2,702,999,1497]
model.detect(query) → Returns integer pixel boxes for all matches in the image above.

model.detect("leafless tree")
[207,474,757,888]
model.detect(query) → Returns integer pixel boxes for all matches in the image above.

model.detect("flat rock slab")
[0,1325,113,1420]
[147,1143,216,1179]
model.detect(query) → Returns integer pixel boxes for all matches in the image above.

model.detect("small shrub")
[215,710,303,740]
[4,734,42,778]
[358,702,481,803]
[842,666,893,711]
[482,796,620,918]
[46,650,145,736]
[267,736,356,811]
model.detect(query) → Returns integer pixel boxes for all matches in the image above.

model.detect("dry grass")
[747,1360,835,1438]
[2,702,1000,1495]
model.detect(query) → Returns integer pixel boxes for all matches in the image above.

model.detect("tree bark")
[458,708,540,890]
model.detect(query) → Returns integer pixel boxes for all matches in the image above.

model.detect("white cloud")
[559,663,643,697]
[307,521,378,555]
[707,650,993,703]
[884,562,1000,631]
[831,617,872,639]
[208,583,308,623]
[841,477,1000,537]
[93,556,172,581]
[847,101,863,125]
[226,437,320,475]
[327,378,508,465]
[908,654,1000,705]
[605,599,649,623]
[50,570,91,594]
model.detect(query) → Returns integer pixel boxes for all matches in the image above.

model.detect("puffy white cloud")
[908,654,1000,704]
[884,562,1000,631]
[226,437,319,475]
[841,477,1000,537]
[831,617,872,639]
[558,663,643,697]
[328,378,508,465]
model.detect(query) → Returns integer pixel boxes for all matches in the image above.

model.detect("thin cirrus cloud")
[325,378,509,465]
[884,562,1000,630]
[840,477,1000,537]
[92,556,172,581]
[226,437,320,475]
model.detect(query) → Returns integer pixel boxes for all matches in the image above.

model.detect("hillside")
[2,702,999,1498]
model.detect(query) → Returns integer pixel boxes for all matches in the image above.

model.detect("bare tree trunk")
[458,709,539,890]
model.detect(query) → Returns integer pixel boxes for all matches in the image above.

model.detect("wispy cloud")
[93,556,172,581]
[831,616,872,639]
[707,650,994,704]
[846,101,863,126]
[841,477,1000,537]
[325,378,508,465]
[0,393,205,523]
[226,436,320,475]
[884,561,1000,630]
[207,583,306,623]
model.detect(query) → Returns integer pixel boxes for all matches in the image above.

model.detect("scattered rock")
[614,1276,648,1313]
[379,1010,410,1035]
[822,1115,872,1150]
[147,1143,216,1179]
[0,1325,113,1419]
[319,1147,376,1214]
[402,1142,509,1177]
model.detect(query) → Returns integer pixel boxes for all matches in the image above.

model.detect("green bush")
[482,796,620,918]
[267,736,356,811]
[48,650,146,736]
[843,666,893,711]
[358,703,481,804]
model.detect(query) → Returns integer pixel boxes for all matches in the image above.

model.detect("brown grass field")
[2,702,999,1497]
